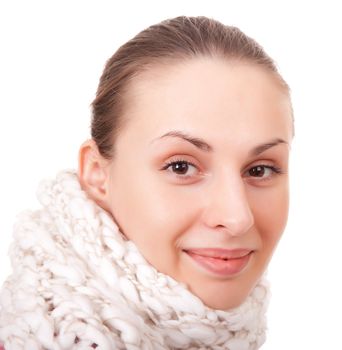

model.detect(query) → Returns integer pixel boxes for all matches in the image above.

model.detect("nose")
[201,172,254,237]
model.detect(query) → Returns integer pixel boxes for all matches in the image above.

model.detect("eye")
[246,164,282,180]
[161,159,199,178]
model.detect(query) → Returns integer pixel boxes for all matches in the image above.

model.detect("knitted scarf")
[0,169,270,350]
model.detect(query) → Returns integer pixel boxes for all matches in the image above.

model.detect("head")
[78,16,294,310]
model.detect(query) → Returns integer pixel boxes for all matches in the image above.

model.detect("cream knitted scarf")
[0,169,270,350]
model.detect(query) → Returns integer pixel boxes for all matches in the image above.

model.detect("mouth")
[183,248,253,277]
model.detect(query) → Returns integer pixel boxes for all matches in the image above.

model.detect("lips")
[185,248,252,259]
[184,248,253,277]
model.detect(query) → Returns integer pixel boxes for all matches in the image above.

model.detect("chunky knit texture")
[0,169,270,349]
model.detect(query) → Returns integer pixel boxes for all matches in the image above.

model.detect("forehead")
[121,57,293,145]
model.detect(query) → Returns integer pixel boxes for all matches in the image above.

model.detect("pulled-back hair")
[91,16,290,160]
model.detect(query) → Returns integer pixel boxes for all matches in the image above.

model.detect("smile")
[183,248,253,277]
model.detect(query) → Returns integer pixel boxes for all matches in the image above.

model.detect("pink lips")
[184,248,253,277]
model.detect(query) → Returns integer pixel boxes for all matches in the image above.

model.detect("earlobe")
[77,139,111,210]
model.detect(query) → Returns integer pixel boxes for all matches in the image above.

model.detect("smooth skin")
[78,57,293,310]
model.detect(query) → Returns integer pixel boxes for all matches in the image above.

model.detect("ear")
[77,139,111,212]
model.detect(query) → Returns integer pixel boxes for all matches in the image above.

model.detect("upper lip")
[183,248,253,259]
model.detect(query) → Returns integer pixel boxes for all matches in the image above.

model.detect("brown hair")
[91,15,291,160]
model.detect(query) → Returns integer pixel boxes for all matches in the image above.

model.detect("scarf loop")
[0,170,270,350]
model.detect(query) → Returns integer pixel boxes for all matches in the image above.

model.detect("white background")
[1,1,341,349]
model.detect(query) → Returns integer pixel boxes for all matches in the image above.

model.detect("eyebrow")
[153,131,213,151]
[152,130,288,156]
[248,138,289,156]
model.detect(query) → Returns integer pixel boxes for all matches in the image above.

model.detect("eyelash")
[161,158,198,179]
[244,164,283,181]
[161,158,283,181]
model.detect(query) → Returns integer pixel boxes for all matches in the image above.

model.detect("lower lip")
[185,251,252,277]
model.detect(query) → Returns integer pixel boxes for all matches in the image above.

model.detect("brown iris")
[249,166,266,177]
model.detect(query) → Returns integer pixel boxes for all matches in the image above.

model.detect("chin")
[203,294,248,311]
[188,278,254,311]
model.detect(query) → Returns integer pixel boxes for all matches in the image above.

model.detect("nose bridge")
[203,169,254,236]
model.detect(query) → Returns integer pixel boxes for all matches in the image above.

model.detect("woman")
[0,16,294,349]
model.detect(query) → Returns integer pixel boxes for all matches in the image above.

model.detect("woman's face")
[103,58,293,310]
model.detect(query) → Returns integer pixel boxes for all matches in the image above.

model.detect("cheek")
[108,177,202,276]
[252,184,289,250]
[108,168,199,248]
